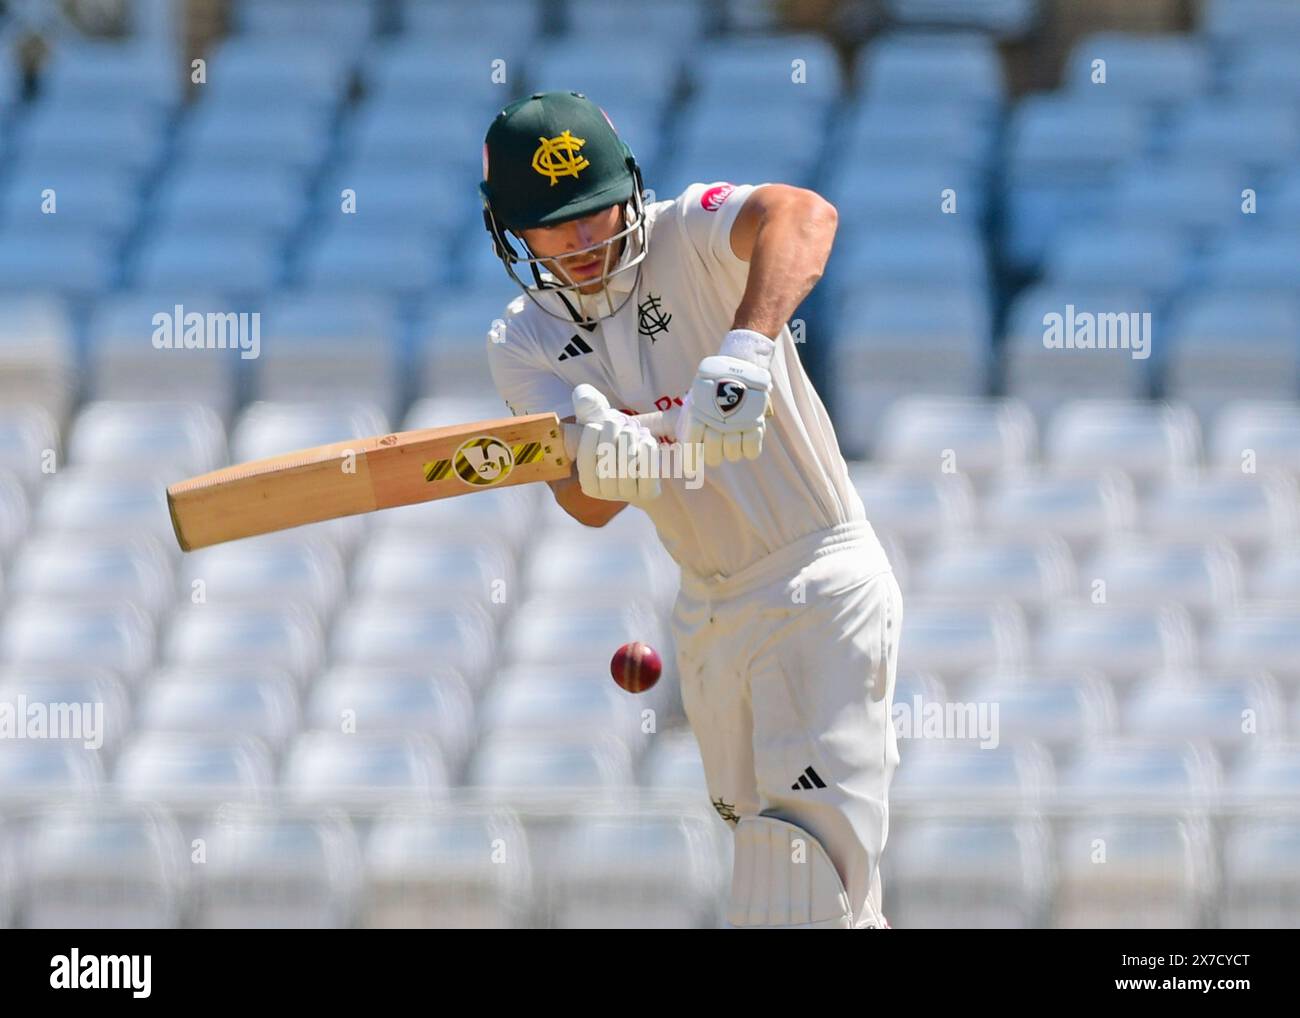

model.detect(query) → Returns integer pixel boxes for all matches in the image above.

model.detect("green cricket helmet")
[480,91,648,323]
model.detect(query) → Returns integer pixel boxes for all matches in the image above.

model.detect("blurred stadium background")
[0,0,1299,928]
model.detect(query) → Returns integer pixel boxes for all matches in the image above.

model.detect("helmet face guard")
[481,159,649,325]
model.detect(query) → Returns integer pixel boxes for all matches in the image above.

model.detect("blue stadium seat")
[888,816,1051,929]
[883,0,1037,37]
[1004,97,1148,269]
[980,471,1138,558]
[641,730,708,792]
[1034,604,1198,686]
[874,397,1037,488]
[363,808,532,928]
[84,291,240,414]
[499,598,666,672]
[1063,33,1210,106]
[0,166,139,239]
[364,41,524,110]
[831,285,992,456]
[0,742,104,810]
[332,602,496,690]
[1164,102,1300,175]
[19,806,188,928]
[1003,286,1156,419]
[1,600,155,684]
[132,231,282,294]
[281,733,450,808]
[1199,231,1300,295]
[66,400,227,476]
[914,536,1076,617]
[1249,540,1300,600]
[548,812,728,929]
[152,166,309,238]
[1055,814,1215,928]
[963,669,1118,752]
[1142,476,1298,562]
[1045,400,1200,489]
[135,672,300,752]
[176,536,347,616]
[177,104,333,172]
[896,598,1029,683]
[307,666,475,771]
[164,604,325,688]
[1044,224,1185,297]
[296,222,439,298]
[1222,44,1300,104]
[34,469,174,545]
[192,809,362,929]
[1081,538,1241,622]
[560,0,707,41]
[39,42,181,111]
[1204,606,1300,687]
[229,400,389,462]
[1107,162,1242,238]
[856,32,1005,112]
[1164,293,1300,423]
[1221,817,1300,928]
[13,540,170,627]
[352,534,515,611]
[18,102,166,173]
[847,467,977,559]
[1124,673,1284,753]
[402,0,542,46]
[890,742,1054,804]
[1203,0,1300,43]
[0,666,131,755]
[252,292,403,414]
[114,732,275,819]
[0,230,116,297]
[1211,401,1300,477]
[826,158,983,228]
[234,0,377,47]
[526,38,684,100]
[202,39,352,110]
[690,35,842,104]
[842,104,992,173]
[466,732,636,798]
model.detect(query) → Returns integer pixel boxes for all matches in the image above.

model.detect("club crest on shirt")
[637,293,672,341]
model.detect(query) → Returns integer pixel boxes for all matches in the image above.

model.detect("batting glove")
[683,329,775,468]
[566,384,662,504]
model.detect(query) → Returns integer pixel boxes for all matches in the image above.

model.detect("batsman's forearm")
[731,196,838,340]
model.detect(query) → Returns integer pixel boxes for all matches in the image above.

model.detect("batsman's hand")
[565,384,662,505]
[683,354,773,468]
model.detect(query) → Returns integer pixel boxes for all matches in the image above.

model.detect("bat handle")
[560,407,683,461]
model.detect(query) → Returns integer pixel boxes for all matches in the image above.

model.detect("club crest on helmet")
[532,130,590,185]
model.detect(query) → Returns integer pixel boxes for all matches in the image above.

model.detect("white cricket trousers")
[671,520,902,927]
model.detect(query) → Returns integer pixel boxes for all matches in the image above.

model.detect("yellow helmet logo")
[531,130,589,186]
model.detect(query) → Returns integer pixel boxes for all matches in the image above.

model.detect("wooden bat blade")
[166,413,568,551]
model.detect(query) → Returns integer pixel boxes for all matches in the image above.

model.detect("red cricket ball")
[610,641,662,693]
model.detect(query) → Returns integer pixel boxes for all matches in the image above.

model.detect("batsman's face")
[518,204,625,294]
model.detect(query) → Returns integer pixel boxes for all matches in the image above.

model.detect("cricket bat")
[166,409,680,551]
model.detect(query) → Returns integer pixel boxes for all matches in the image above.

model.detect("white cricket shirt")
[486,181,867,580]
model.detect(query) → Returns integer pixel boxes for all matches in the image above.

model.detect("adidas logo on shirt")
[557,334,594,362]
[791,766,827,791]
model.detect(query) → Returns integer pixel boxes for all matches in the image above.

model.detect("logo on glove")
[714,379,747,417]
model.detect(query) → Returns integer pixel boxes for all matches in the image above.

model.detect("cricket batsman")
[480,91,902,929]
